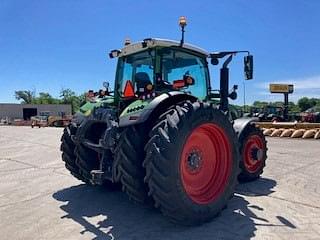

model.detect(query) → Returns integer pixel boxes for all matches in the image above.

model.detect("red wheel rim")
[243,135,264,173]
[180,123,232,204]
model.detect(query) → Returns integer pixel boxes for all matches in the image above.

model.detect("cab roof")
[118,38,209,57]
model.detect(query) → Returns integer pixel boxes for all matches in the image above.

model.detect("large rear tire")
[238,125,267,182]
[114,125,150,203]
[74,143,101,183]
[60,124,86,182]
[144,101,239,225]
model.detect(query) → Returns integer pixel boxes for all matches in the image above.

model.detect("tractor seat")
[135,72,152,90]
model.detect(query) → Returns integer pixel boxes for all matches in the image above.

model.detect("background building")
[0,104,72,120]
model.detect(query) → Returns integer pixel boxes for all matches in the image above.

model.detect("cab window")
[160,48,208,99]
[117,50,154,96]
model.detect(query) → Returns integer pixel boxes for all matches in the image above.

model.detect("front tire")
[238,125,267,182]
[144,101,239,225]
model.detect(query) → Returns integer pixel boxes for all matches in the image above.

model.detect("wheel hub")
[187,149,202,172]
[243,134,265,173]
[251,147,263,161]
[180,123,232,204]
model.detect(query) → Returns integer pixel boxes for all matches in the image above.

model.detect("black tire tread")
[60,124,86,182]
[74,141,100,183]
[114,125,150,203]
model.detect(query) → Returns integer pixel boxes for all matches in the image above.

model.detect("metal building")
[0,103,72,120]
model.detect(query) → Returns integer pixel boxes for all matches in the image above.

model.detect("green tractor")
[60,17,267,225]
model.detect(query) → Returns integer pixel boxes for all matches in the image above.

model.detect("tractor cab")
[112,39,210,101]
[110,22,253,115]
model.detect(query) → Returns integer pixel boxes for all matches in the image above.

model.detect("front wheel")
[238,125,267,182]
[144,101,239,225]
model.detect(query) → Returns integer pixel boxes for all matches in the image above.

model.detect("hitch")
[73,117,118,185]
[90,150,114,185]
[90,170,105,185]
[251,148,263,162]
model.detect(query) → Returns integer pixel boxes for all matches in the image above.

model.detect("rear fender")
[233,117,259,138]
[79,96,115,116]
[119,91,197,127]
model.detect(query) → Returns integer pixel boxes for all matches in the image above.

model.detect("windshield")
[116,50,155,97]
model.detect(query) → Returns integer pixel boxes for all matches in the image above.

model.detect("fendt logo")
[127,105,145,113]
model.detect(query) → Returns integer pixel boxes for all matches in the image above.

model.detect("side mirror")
[244,55,253,80]
[103,81,110,89]
[103,81,113,95]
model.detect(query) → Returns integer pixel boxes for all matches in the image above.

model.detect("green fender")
[119,91,197,127]
[78,96,115,117]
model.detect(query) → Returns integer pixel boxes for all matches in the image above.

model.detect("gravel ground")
[0,126,319,240]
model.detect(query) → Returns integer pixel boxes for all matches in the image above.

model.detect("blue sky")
[1,0,320,105]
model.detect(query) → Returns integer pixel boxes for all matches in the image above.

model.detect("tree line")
[14,89,86,113]
[251,97,320,112]
[15,89,320,114]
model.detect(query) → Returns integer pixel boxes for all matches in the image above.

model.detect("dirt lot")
[0,126,319,240]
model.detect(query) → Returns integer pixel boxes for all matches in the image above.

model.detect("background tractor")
[250,105,285,122]
[300,106,320,123]
[60,17,267,225]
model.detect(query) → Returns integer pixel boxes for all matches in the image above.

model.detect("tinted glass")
[117,50,154,96]
[160,49,208,99]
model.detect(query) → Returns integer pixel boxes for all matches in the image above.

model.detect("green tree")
[60,88,86,113]
[253,101,268,108]
[309,98,320,107]
[60,88,76,103]
[298,97,316,111]
[288,101,300,112]
[14,90,35,104]
[34,92,59,104]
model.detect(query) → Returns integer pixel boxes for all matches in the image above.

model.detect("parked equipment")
[250,105,285,122]
[30,111,71,128]
[31,115,48,128]
[60,17,267,225]
[300,106,320,123]
[47,114,72,127]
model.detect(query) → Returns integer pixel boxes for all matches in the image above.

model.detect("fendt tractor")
[60,17,267,225]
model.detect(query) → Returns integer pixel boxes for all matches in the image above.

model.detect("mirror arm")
[210,51,250,59]
[222,54,233,68]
